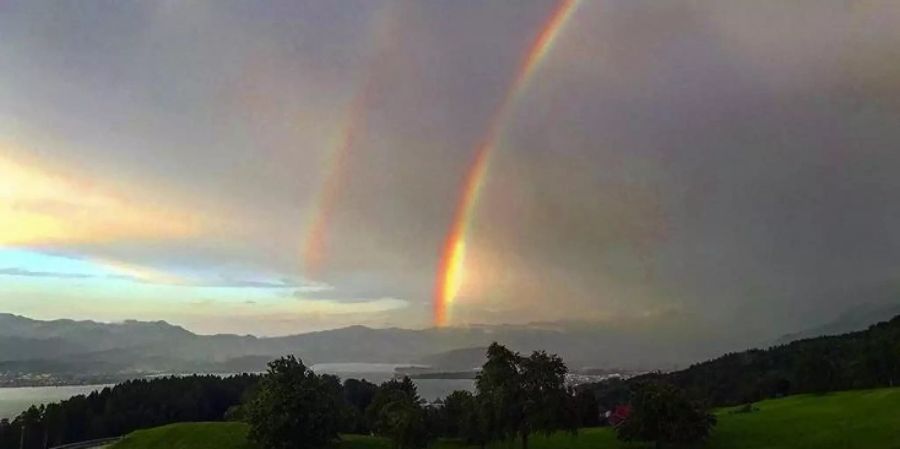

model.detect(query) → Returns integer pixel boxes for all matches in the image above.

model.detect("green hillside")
[109,422,255,449]
[110,422,393,449]
[111,387,900,449]
[709,388,900,449]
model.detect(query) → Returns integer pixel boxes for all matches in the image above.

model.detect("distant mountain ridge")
[0,313,747,380]
[413,346,487,370]
[7,302,898,384]
[774,302,900,345]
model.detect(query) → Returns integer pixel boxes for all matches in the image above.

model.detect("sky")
[1,0,899,337]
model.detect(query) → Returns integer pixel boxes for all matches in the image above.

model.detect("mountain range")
[0,314,731,377]
[2,301,899,382]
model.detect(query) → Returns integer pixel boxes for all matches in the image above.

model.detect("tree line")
[0,374,258,449]
[242,343,713,449]
[241,344,587,449]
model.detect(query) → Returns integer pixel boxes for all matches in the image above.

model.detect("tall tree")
[246,356,342,449]
[474,343,575,449]
[520,351,575,449]
[476,342,524,445]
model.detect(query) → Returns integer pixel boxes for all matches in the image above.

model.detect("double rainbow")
[302,85,372,278]
[433,0,580,326]
[302,6,397,279]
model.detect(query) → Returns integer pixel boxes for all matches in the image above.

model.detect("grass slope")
[111,387,900,449]
[709,388,900,449]
[110,422,392,449]
[110,423,255,449]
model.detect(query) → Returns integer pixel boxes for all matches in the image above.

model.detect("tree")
[616,382,716,449]
[519,351,575,448]
[573,389,600,427]
[474,343,575,449]
[366,377,420,429]
[476,343,524,445]
[0,419,16,449]
[0,420,13,449]
[440,390,474,438]
[368,378,431,449]
[14,406,41,449]
[458,394,489,448]
[861,334,900,388]
[342,378,378,433]
[795,349,840,394]
[373,393,429,449]
[246,356,342,449]
[42,403,66,448]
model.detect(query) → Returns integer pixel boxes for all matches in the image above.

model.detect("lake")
[0,364,475,419]
[309,363,475,402]
[0,384,112,420]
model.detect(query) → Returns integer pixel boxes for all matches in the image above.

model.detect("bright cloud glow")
[0,150,202,247]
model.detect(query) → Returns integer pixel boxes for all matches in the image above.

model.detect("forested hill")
[590,314,900,408]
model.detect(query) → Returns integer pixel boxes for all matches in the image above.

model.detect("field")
[108,422,256,449]
[708,387,900,449]
[110,387,900,449]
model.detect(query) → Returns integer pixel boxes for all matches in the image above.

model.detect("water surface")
[0,384,111,420]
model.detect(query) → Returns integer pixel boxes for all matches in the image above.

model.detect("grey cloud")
[1,1,899,337]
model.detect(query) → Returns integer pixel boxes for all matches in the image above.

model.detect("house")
[606,404,632,427]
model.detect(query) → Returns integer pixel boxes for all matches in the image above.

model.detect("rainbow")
[302,86,371,278]
[302,7,397,279]
[433,0,580,326]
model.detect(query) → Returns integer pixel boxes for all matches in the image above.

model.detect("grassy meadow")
[111,387,900,449]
